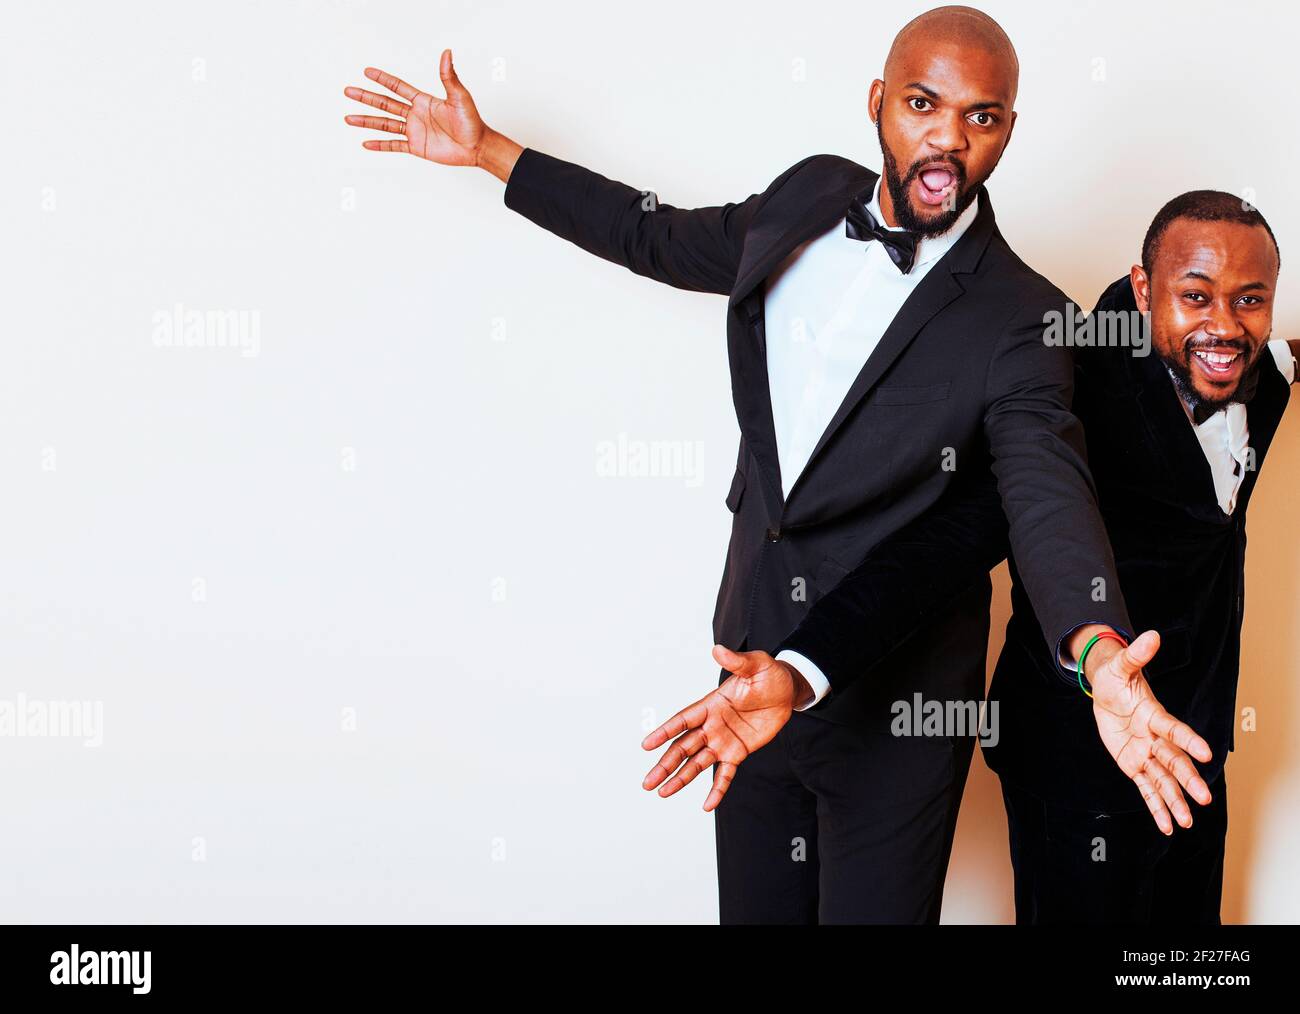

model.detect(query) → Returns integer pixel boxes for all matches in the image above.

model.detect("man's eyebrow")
[904,82,940,99]
[901,82,1005,110]
[1176,271,1270,292]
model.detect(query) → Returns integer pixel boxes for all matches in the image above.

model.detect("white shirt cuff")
[775,649,832,711]
[1267,338,1296,384]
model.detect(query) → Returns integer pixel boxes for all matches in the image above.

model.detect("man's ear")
[868,79,884,125]
[1001,109,1018,156]
[1130,264,1151,312]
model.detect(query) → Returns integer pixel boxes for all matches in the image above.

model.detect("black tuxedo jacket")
[781,275,1291,807]
[504,148,1130,725]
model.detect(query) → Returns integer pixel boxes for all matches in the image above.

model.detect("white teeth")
[1194,350,1240,367]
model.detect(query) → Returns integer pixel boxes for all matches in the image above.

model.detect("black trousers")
[713,710,977,924]
[999,771,1228,925]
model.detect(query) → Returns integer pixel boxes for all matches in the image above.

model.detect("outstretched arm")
[1283,339,1300,382]
[978,304,1211,833]
[345,50,804,295]
[643,474,1011,811]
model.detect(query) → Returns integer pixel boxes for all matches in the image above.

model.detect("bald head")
[868,5,1020,234]
[886,6,1019,108]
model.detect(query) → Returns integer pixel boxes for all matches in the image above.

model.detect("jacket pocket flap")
[873,382,951,406]
[813,555,851,594]
[725,467,747,512]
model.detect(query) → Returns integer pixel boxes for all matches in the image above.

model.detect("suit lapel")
[1236,359,1289,509]
[729,179,872,310]
[726,173,997,512]
[1096,279,1219,512]
[727,172,876,508]
[1132,350,1228,518]
[787,188,996,505]
[790,258,964,501]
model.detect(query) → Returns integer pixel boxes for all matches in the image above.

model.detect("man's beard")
[875,115,981,236]
[1162,340,1256,417]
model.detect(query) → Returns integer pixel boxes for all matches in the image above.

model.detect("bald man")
[345,7,1207,922]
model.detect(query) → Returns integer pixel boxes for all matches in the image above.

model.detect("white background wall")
[2,0,1296,923]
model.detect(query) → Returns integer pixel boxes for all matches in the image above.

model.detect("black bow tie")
[1188,355,1263,425]
[845,194,919,274]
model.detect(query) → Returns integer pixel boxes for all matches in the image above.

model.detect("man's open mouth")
[915,166,959,207]
[1188,344,1248,385]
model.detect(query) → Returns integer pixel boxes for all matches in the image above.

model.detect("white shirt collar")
[863,177,981,269]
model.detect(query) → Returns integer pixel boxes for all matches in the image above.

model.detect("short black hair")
[1141,190,1281,277]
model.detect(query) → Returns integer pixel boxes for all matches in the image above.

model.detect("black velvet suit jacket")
[781,275,1291,807]
[503,147,1130,727]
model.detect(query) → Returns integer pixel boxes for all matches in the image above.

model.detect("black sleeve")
[502,147,815,295]
[776,473,1010,692]
[778,297,1131,695]
[981,300,1132,681]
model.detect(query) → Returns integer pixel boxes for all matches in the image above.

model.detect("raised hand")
[641,645,806,812]
[1084,630,1214,834]
[344,49,492,166]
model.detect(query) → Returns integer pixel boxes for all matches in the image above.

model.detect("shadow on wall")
[941,409,1300,925]
[1224,408,1300,923]
[941,561,1016,925]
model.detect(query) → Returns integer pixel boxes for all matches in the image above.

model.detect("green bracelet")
[1075,630,1129,698]
[1075,633,1102,698]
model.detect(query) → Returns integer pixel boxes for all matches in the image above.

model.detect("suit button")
[765,527,782,542]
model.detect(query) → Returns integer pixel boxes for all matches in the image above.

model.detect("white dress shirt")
[760,179,980,710]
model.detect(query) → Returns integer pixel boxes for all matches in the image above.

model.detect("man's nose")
[925,112,969,155]
[1204,300,1247,340]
